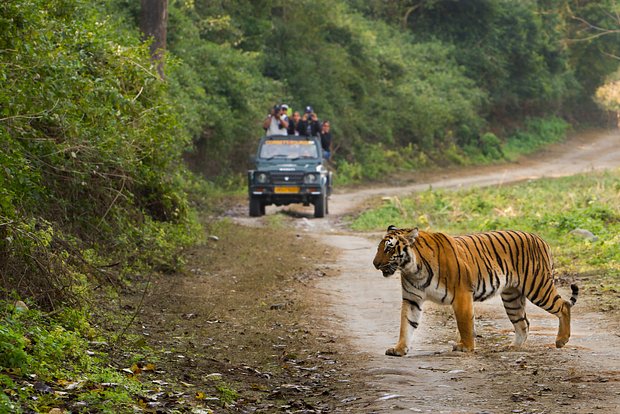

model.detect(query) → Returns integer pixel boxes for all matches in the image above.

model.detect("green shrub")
[351,169,620,275]
[480,132,504,159]
[0,300,144,412]
[0,325,30,372]
[1,0,201,306]
[503,116,570,160]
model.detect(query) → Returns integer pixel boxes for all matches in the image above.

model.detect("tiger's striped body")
[372,226,578,356]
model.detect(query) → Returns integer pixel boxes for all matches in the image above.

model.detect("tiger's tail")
[567,284,579,307]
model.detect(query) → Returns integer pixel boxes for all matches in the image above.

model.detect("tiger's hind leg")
[501,287,529,347]
[526,279,579,348]
[554,284,579,348]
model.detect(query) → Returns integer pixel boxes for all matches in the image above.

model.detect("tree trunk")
[140,0,168,78]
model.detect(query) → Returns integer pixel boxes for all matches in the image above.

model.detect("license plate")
[274,186,300,194]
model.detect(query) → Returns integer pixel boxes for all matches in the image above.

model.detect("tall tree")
[140,0,168,78]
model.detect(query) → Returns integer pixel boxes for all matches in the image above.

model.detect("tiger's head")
[373,225,419,277]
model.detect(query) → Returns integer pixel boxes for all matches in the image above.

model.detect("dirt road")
[304,130,620,413]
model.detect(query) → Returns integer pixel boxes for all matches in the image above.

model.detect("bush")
[0,324,30,372]
[503,116,569,160]
[0,301,144,412]
[0,0,202,307]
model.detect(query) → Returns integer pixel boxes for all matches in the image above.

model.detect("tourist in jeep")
[287,111,302,136]
[262,104,288,136]
[299,106,320,137]
[320,120,333,160]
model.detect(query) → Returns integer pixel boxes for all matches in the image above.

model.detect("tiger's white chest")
[400,255,455,305]
[425,285,455,305]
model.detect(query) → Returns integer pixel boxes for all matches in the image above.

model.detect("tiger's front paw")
[385,345,408,357]
[452,342,474,352]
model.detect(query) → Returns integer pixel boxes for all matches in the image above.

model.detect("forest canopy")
[156,0,619,177]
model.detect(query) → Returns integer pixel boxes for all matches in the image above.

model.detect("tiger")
[372,225,579,356]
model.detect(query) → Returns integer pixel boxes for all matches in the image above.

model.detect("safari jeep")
[248,135,332,218]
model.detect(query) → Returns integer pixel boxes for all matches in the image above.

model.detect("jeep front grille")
[271,172,305,185]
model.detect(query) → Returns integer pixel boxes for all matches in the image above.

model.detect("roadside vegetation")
[350,169,620,312]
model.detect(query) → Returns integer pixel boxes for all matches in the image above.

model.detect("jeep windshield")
[258,139,319,160]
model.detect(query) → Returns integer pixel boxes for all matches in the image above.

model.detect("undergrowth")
[0,2,204,410]
[0,302,142,413]
[334,116,570,185]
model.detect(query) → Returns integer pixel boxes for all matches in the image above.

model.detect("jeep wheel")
[249,197,263,217]
[314,193,326,218]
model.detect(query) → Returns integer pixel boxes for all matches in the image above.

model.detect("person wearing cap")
[299,106,320,137]
[280,104,290,123]
[262,104,289,136]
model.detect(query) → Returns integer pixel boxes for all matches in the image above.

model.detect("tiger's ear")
[387,225,398,232]
[407,227,419,243]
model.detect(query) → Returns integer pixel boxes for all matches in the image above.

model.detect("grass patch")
[502,116,570,160]
[350,169,620,310]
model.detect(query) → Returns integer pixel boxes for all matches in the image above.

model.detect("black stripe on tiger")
[403,298,421,311]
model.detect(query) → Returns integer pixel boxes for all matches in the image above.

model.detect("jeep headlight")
[255,172,269,184]
[304,173,319,184]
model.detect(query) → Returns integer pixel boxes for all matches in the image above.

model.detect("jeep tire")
[249,197,263,217]
[314,193,326,218]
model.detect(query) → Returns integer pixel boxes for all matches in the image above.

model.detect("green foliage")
[215,382,239,405]
[334,142,431,185]
[351,169,620,276]
[564,0,620,119]
[264,2,487,157]
[336,116,567,185]
[1,0,201,306]
[161,1,282,176]
[106,0,617,179]
[355,0,585,121]
[0,300,144,412]
[102,0,617,179]
[0,324,30,372]
[503,116,570,160]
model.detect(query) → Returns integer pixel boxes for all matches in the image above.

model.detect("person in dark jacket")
[287,111,302,135]
[299,106,320,137]
[320,120,332,160]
